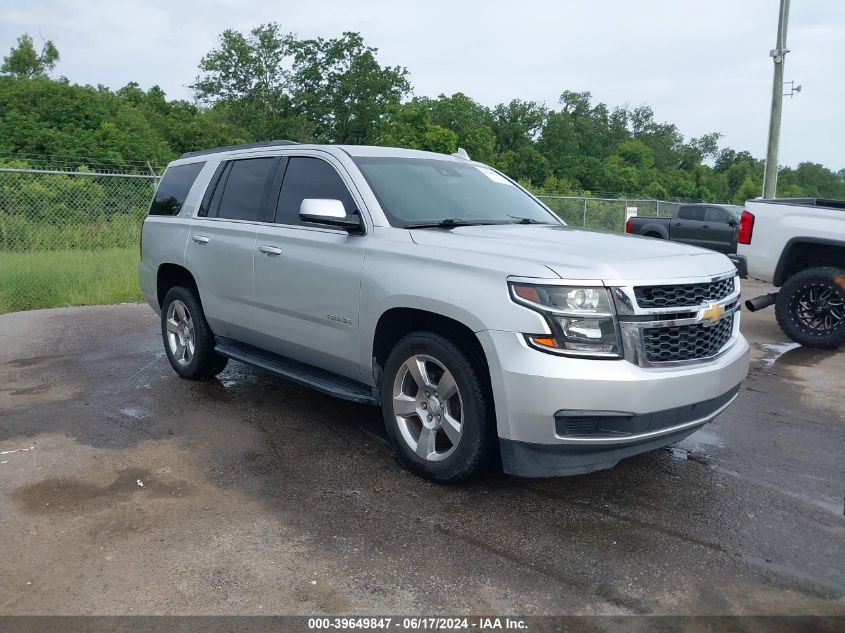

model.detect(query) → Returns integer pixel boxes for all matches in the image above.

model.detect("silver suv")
[139,141,749,483]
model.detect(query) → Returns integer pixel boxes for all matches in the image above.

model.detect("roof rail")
[179,139,299,159]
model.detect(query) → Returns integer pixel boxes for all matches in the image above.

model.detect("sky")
[1,0,843,170]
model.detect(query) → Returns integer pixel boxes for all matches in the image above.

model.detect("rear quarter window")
[677,206,705,221]
[149,162,205,216]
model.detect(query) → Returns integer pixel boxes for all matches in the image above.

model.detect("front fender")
[357,245,553,386]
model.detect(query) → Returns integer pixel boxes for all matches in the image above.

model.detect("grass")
[0,247,142,314]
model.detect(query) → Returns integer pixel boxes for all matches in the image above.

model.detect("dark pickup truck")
[626,203,743,255]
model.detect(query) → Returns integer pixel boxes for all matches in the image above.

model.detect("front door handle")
[192,235,210,244]
[701,224,710,229]
[258,245,282,256]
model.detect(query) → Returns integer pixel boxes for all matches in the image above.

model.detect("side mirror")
[728,218,739,228]
[299,199,363,232]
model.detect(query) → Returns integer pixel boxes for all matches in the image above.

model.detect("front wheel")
[775,267,845,349]
[380,332,494,484]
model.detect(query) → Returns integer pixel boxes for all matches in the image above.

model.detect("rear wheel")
[161,286,228,379]
[381,332,493,483]
[775,267,845,349]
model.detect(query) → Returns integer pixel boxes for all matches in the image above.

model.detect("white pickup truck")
[739,198,845,348]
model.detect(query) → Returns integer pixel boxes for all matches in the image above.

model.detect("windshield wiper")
[508,215,550,224]
[404,218,499,229]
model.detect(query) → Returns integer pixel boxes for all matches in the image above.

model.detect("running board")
[214,339,379,406]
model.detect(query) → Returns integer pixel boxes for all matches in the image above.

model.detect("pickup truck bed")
[738,197,845,348]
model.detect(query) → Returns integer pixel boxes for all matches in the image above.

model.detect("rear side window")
[215,158,277,222]
[275,157,356,225]
[704,207,729,223]
[149,162,205,216]
[678,206,705,221]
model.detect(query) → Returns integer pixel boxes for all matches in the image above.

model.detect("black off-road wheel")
[380,331,495,484]
[775,267,845,349]
[160,286,228,379]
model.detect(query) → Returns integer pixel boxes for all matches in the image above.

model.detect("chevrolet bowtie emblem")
[699,303,725,325]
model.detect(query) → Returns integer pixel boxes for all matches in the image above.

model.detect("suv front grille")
[642,315,735,363]
[634,277,735,309]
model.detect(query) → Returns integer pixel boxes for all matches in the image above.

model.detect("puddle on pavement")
[665,447,710,464]
[757,342,829,368]
[7,355,51,368]
[11,467,192,514]
[119,407,150,419]
[8,385,50,396]
[758,342,801,367]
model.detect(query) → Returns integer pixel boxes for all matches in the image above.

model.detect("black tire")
[380,331,494,484]
[775,267,845,349]
[160,286,228,379]
[645,232,664,239]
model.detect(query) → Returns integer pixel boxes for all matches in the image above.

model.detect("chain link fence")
[535,195,680,232]
[0,166,156,313]
[0,164,696,313]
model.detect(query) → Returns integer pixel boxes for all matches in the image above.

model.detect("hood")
[409,224,734,282]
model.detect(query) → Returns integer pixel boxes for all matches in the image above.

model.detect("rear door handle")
[258,245,282,256]
[673,222,682,226]
[701,224,710,229]
[192,235,210,244]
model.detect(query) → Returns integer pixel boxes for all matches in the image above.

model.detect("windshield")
[723,205,743,219]
[352,156,560,227]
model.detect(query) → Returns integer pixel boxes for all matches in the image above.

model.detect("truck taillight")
[738,210,754,244]
[625,218,633,233]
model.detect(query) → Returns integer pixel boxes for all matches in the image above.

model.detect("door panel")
[185,156,278,343]
[252,225,365,380]
[187,219,258,341]
[672,206,708,248]
[703,207,738,253]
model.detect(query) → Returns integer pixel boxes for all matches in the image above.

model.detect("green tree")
[291,32,410,144]
[425,93,496,162]
[191,23,296,140]
[1,34,59,78]
[492,99,547,153]
[377,100,457,153]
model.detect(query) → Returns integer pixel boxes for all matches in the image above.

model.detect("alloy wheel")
[392,354,463,462]
[165,299,195,365]
[790,283,845,334]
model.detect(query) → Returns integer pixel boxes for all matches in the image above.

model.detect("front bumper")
[478,328,749,477]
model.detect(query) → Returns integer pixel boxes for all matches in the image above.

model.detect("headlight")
[510,283,622,358]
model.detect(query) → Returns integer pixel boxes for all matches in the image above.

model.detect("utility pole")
[762,0,791,198]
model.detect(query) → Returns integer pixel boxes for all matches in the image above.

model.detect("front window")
[352,157,560,227]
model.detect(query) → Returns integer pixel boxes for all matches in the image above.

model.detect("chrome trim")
[552,393,739,445]
[600,269,738,289]
[507,269,737,289]
[615,273,741,367]
[620,301,740,368]
[509,272,741,366]
[613,276,739,317]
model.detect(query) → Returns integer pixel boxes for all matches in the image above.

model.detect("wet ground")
[0,279,843,615]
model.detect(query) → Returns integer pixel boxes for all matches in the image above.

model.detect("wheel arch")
[639,222,669,238]
[371,307,491,394]
[156,263,199,308]
[773,237,845,286]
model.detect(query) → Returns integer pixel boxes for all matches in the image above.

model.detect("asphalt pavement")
[0,279,843,616]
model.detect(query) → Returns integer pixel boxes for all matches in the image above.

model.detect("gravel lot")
[0,279,843,616]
